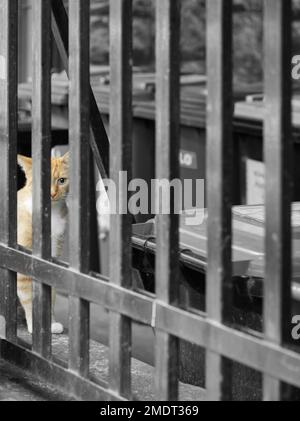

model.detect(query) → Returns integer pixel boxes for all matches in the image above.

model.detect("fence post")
[263,0,292,401]
[0,0,18,343]
[68,0,91,377]
[206,0,233,401]
[155,0,181,401]
[109,0,133,399]
[51,0,109,179]
[31,0,52,358]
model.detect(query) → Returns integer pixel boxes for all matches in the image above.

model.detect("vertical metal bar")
[206,0,233,401]
[51,0,107,280]
[31,0,52,358]
[108,0,133,398]
[51,0,109,180]
[0,0,18,342]
[68,0,90,377]
[155,0,180,401]
[263,0,292,401]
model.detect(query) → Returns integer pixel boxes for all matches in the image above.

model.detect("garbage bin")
[234,95,300,205]
[131,206,300,400]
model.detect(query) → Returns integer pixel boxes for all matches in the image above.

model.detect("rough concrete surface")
[0,328,204,401]
[0,358,72,401]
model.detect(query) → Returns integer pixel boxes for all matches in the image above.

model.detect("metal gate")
[0,0,299,401]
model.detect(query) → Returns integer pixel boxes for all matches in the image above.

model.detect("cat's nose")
[51,190,57,199]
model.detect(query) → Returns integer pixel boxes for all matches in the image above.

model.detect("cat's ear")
[17,155,32,174]
[62,151,69,165]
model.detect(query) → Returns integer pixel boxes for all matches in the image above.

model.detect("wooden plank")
[51,0,109,179]
[31,0,52,358]
[0,0,18,342]
[108,0,133,398]
[155,0,181,401]
[206,0,233,401]
[68,0,90,377]
[263,0,292,401]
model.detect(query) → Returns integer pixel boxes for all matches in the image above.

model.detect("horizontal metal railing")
[0,0,299,401]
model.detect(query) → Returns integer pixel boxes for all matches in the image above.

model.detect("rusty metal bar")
[206,0,233,401]
[155,0,181,401]
[0,0,18,342]
[108,0,133,398]
[31,0,52,358]
[263,0,292,401]
[68,0,91,377]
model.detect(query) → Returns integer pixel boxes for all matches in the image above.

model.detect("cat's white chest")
[51,205,67,257]
[51,207,66,238]
[24,196,32,214]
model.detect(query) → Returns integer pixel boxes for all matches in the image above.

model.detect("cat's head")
[18,152,69,202]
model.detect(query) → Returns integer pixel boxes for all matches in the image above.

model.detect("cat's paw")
[51,322,64,334]
[27,322,63,334]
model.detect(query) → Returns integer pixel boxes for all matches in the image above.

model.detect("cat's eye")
[57,178,67,186]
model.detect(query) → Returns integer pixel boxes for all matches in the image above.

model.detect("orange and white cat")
[17,153,69,334]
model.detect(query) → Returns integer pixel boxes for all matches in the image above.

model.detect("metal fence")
[0,0,299,401]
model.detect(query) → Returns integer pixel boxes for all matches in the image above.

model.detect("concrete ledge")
[7,328,205,401]
[0,358,72,401]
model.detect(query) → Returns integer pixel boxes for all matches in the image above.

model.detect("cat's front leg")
[50,236,64,334]
[51,288,64,334]
[17,274,33,333]
[17,274,64,334]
